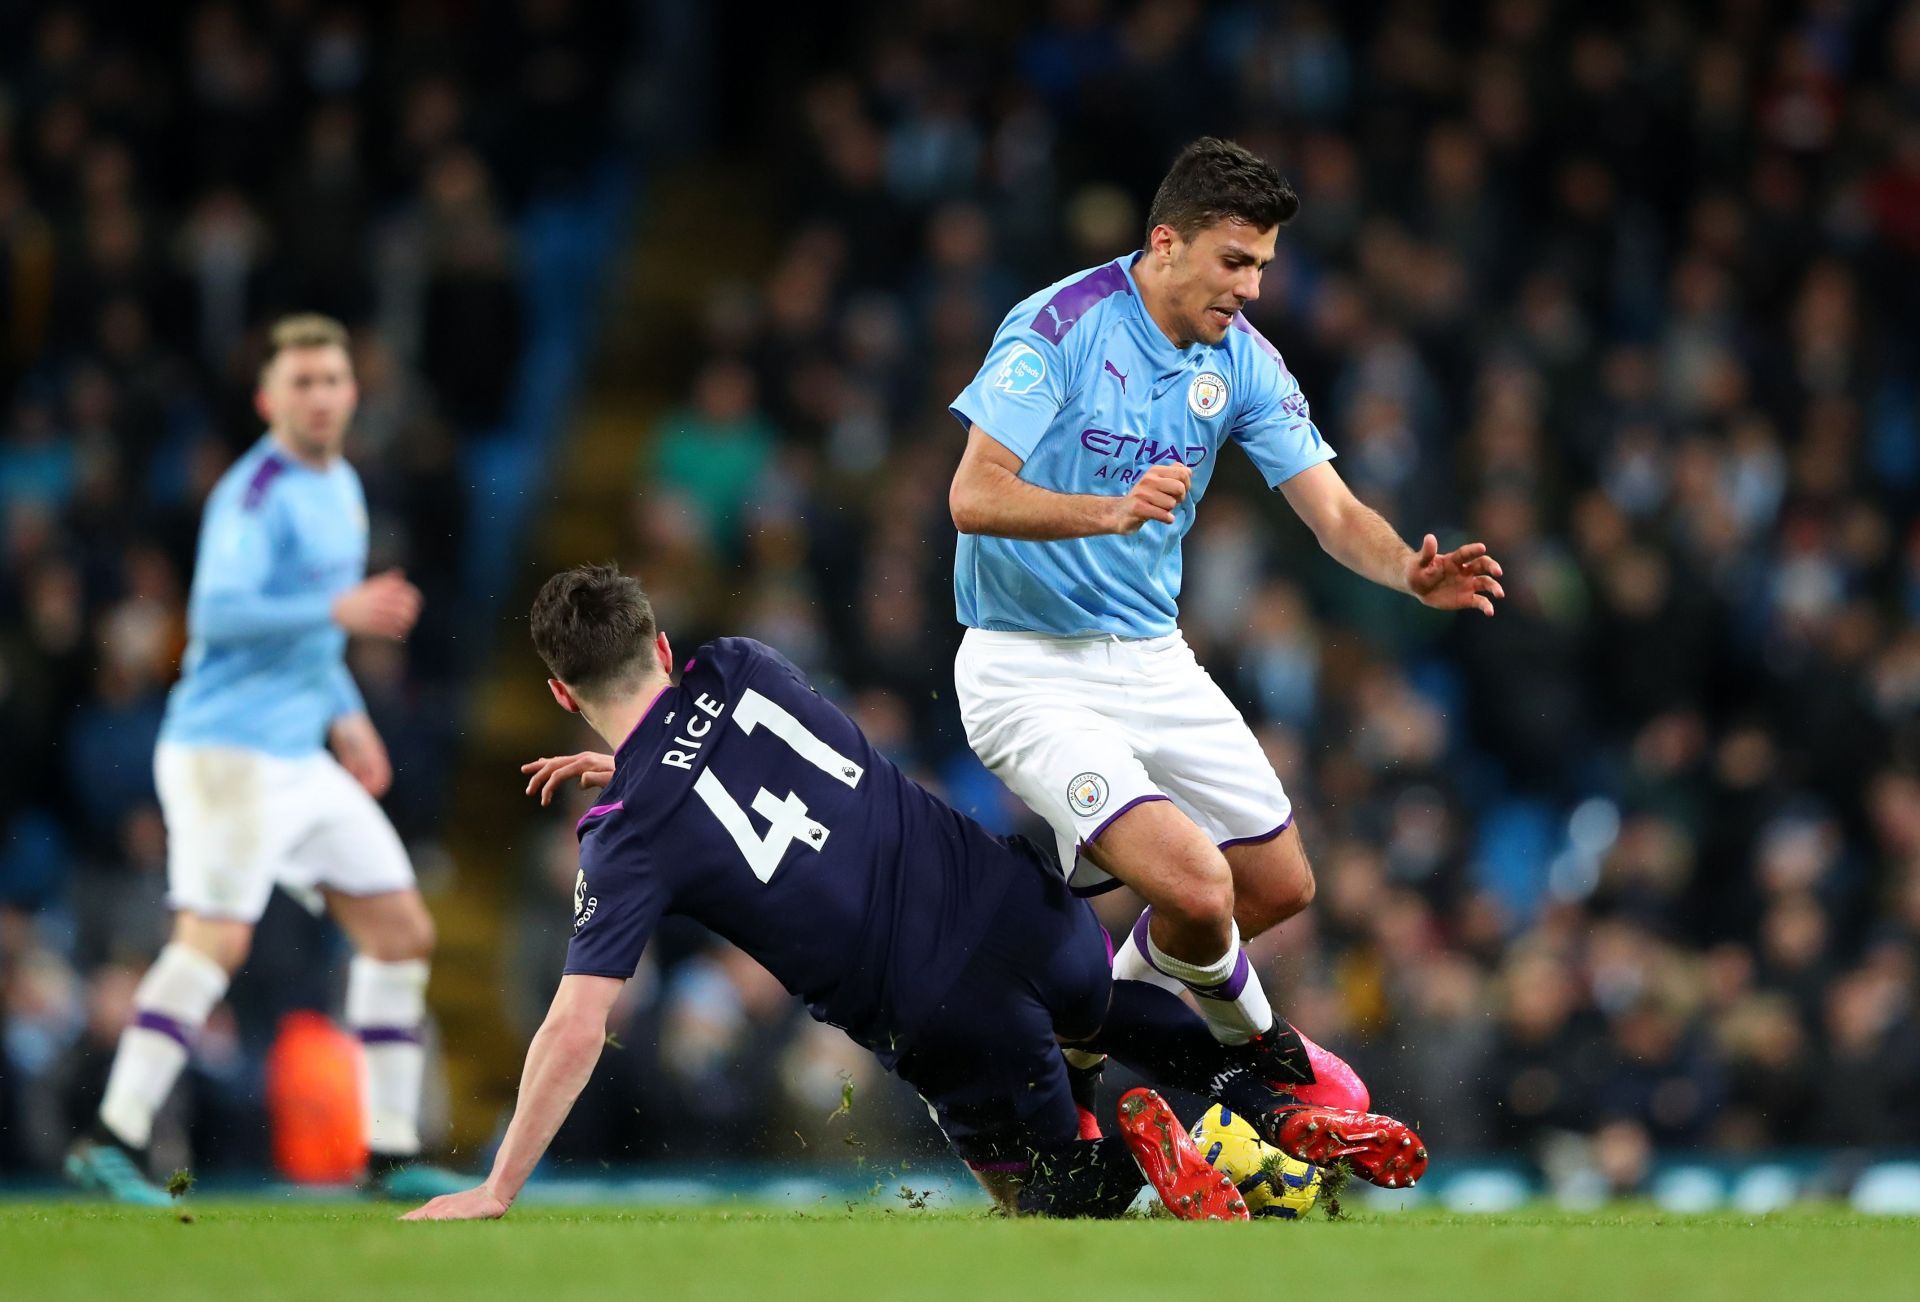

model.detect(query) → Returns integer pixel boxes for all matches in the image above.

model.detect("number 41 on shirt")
[686,689,865,882]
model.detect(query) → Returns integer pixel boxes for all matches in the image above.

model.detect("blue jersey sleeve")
[563,826,666,979]
[189,492,337,642]
[949,323,1072,461]
[1230,347,1336,489]
[328,662,366,721]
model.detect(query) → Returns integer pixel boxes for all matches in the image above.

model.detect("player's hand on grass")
[333,569,422,639]
[521,752,616,804]
[400,1186,510,1222]
[1109,463,1192,533]
[330,713,393,798]
[1406,535,1505,616]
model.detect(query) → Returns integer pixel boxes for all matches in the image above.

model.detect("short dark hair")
[1145,137,1299,241]
[528,563,658,698]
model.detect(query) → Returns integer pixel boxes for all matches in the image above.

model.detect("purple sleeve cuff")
[1079,794,1171,849]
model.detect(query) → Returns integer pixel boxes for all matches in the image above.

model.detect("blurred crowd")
[0,2,628,1175]
[4,0,1917,1188]
[542,0,1920,1182]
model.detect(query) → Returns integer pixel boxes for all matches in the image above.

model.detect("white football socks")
[345,956,430,1158]
[99,943,231,1150]
[1111,919,1185,995]
[1132,909,1273,1045]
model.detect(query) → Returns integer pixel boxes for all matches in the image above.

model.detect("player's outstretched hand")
[401,1186,509,1222]
[521,751,616,805]
[1406,535,1505,616]
[1110,463,1192,533]
[333,569,422,639]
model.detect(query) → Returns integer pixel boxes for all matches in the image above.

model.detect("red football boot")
[1115,1087,1250,1221]
[1258,1102,1429,1189]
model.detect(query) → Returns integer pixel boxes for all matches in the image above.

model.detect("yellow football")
[1190,1103,1322,1219]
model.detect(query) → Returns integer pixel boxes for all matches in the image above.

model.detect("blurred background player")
[65,315,462,1204]
[947,138,1505,1094]
[403,565,1423,1222]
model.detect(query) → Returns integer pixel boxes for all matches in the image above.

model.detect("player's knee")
[1153,853,1235,933]
[206,933,252,973]
[173,916,253,974]
[393,908,436,961]
[1292,860,1317,912]
[1237,858,1315,936]
[1057,967,1112,1045]
[361,903,435,962]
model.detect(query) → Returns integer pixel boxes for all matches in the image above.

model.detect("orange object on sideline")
[265,1010,367,1183]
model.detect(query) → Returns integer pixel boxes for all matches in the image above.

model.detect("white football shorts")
[154,742,416,922]
[953,628,1293,895]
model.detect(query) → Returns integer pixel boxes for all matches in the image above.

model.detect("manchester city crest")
[1188,371,1228,419]
[1067,772,1110,817]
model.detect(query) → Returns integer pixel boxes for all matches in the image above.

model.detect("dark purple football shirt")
[564,638,1020,1062]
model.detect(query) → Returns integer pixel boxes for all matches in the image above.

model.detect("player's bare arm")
[1279,462,1505,616]
[950,426,1190,539]
[402,974,624,1221]
[520,751,616,805]
[331,713,393,798]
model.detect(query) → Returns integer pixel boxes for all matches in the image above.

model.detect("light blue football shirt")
[160,434,370,757]
[950,252,1336,638]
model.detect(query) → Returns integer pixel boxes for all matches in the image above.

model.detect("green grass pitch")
[3,1202,1916,1301]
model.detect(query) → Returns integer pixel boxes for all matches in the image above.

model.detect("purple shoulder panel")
[1029,263,1132,344]
[241,454,287,511]
[1230,313,1284,366]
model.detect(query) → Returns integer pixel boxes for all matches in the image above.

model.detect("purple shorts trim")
[1080,793,1170,848]
[968,1158,1033,1175]
[1217,813,1294,852]
[133,1009,195,1050]
[357,1026,423,1046]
